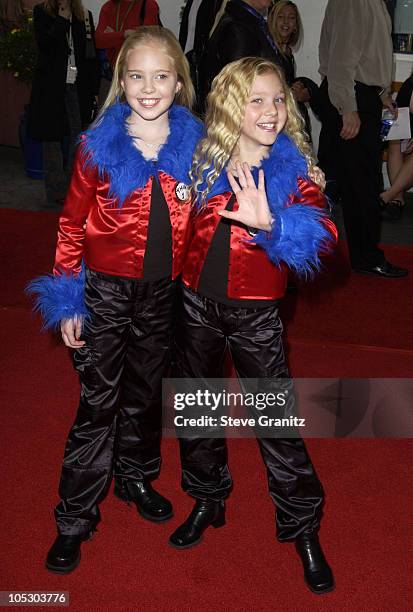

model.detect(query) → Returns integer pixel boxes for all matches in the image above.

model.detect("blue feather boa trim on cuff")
[254,204,332,276]
[26,268,87,330]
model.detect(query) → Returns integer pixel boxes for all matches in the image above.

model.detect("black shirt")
[198,196,278,308]
[143,174,173,281]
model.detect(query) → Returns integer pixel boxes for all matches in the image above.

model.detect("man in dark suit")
[205,0,282,95]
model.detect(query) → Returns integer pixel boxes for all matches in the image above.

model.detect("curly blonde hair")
[268,1,301,52]
[99,26,195,117]
[191,57,315,204]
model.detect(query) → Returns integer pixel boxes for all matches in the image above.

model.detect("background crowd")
[1,0,412,277]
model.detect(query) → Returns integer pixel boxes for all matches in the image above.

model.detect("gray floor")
[1,144,412,245]
[0,145,46,211]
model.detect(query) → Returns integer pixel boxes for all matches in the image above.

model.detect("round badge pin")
[175,182,191,203]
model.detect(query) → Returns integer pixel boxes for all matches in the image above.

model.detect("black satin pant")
[176,287,324,541]
[55,269,176,536]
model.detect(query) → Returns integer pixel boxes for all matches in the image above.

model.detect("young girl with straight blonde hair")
[169,57,337,596]
[29,26,202,574]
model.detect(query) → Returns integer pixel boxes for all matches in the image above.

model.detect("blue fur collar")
[82,102,203,205]
[197,132,308,211]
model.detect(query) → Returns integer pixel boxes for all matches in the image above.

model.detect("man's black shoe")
[46,533,92,574]
[381,199,404,221]
[114,478,173,522]
[353,261,408,278]
[295,531,335,595]
[169,500,225,549]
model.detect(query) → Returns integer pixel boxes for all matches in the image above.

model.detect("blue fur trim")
[26,268,87,330]
[196,133,333,275]
[81,103,203,205]
[254,204,332,276]
[200,133,307,205]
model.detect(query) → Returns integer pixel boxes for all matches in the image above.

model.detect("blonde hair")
[268,1,301,53]
[44,0,85,21]
[99,26,195,117]
[191,57,315,204]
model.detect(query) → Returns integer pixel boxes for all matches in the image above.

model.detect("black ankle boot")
[169,500,226,549]
[295,531,334,594]
[46,532,92,574]
[114,478,173,522]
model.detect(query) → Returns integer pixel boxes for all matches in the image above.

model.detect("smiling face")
[237,72,288,157]
[276,4,297,43]
[120,42,181,125]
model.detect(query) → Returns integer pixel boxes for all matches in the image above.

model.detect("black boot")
[114,478,173,522]
[169,500,225,549]
[295,531,334,594]
[46,532,92,574]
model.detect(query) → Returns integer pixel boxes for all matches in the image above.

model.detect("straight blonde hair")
[268,1,301,53]
[99,26,195,117]
[191,57,315,204]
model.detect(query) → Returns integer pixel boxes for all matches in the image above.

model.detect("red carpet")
[282,240,413,351]
[1,208,412,610]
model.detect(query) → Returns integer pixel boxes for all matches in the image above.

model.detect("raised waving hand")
[218,161,273,231]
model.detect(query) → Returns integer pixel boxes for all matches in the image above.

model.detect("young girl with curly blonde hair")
[169,57,337,596]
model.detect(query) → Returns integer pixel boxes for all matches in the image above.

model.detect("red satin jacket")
[54,147,191,280]
[182,178,337,301]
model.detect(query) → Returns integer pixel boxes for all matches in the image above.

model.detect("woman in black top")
[267,0,299,85]
[28,1,100,206]
[268,0,321,142]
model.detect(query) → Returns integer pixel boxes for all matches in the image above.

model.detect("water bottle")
[380,108,395,141]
